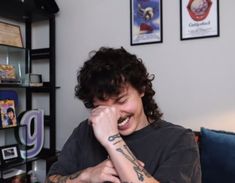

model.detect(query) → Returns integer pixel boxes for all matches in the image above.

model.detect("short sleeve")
[47,124,84,176]
[154,130,201,183]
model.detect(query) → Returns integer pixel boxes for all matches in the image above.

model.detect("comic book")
[0,64,17,82]
[0,99,17,128]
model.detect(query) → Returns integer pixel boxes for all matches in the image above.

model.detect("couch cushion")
[200,127,235,183]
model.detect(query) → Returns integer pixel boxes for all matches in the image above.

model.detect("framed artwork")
[0,64,17,82]
[0,21,23,48]
[180,0,220,40]
[130,0,162,45]
[0,99,17,128]
[0,144,21,164]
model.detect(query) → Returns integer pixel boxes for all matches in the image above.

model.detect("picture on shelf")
[1,145,19,161]
[24,73,43,87]
[0,64,17,83]
[0,144,21,165]
[0,21,23,48]
[0,99,17,128]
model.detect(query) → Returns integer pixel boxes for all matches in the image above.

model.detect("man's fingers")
[105,167,119,176]
[104,175,121,183]
[138,160,145,167]
[105,159,115,168]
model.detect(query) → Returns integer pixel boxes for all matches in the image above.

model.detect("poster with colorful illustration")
[130,0,162,45]
[180,0,220,40]
[0,99,17,128]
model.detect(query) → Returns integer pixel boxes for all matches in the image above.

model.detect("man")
[47,47,201,183]
[6,107,17,126]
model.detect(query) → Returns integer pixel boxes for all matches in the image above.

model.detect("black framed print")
[0,144,21,164]
[180,0,220,40]
[130,0,162,45]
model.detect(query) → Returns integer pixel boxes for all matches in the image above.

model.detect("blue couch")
[196,128,235,183]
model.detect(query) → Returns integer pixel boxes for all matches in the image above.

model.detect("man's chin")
[119,128,134,136]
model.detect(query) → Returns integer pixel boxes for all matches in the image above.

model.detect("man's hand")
[89,106,120,147]
[45,159,120,183]
[84,159,121,183]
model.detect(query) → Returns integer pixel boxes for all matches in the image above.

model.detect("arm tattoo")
[69,170,82,179]
[116,145,151,181]
[45,176,68,183]
[113,140,122,145]
[108,133,121,141]
[45,171,82,183]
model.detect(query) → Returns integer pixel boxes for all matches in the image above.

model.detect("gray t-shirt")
[48,120,201,183]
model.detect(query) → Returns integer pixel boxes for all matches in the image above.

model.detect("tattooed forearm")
[117,145,137,163]
[69,170,82,179]
[117,147,144,181]
[45,171,82,183]
[45,175,68,183]
[113,140,122,145]
[108,133,121,141]
[125,144,151,178]
[133,166,144,181]
[116,145,151,181]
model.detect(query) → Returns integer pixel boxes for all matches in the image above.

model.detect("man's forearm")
[45,171,83,183]
[105,134,159,183]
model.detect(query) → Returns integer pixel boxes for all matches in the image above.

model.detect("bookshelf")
[0,0,59,180]
[0,125,27,183]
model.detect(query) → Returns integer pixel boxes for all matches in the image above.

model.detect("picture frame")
[0,144,21,164]
[0,99,17,128]
[24,73,43,87]
[0,64,17,82]
[130,0,162,45]
[180,0,220,40]
[0,21,23,48]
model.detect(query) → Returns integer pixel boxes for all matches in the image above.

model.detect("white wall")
[55,0,235,150]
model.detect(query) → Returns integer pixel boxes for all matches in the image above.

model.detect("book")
[0,64,17,82]
[0,99,17,128]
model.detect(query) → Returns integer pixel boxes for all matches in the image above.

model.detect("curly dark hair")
[75,47,162,121]
[7,107,14,114]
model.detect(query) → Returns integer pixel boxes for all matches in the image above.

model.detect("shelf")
[0,0,57,22]
[0,2,58,176]
[0,83,46,88]
[0,44,26,51]
[0,125,27,173]
[0,160,26,171]
[26,86,51,93]
[31,48,50,60]
[0,82,59,89]
[44,115,51,127]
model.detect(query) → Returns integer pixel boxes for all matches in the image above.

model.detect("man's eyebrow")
[115,93,127,101]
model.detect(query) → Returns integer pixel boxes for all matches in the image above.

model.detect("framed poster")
[0,64,17,82]
[180,0,220,40]
[130,0,162,45]
[0,99,17,128]
[0,144,21,164]
[0,22,23,47]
